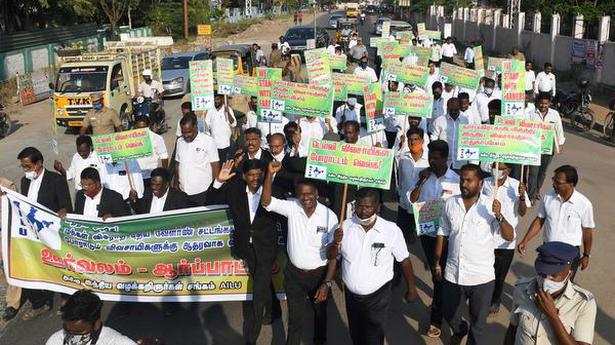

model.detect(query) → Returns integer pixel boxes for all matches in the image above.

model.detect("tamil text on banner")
[18,71,52,106]
[233,75,258,97]
[377,41,400,59]
[473,46,485,71]
[304,48,332,85]
[216,57,235,95]
[189,60,214,111]
[383,92,433,118]
[257,67,283,123]
[0,189,285,302]
[381,21,391,38]
[412,199,445,236]
[396,31,414,44]
[92,129,153,164]
[329,54,347,70]
[408,46,432,66]
[417,23,426,34]
[501,60,526,117]
[270,80,333,118]
[383,62,429,88]
[495,117,555,155]
[364,83,385,133]
[456,123,541,165]
[332,73,368,101]
[305,139,394,189]
[370,37,390,48]
[487,57,510,73]
[440,63,480,90]
[421,30,441,40]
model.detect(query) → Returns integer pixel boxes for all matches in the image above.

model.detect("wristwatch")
[324,281,333,289]
[582,253,591,258]
[496,215,505,223]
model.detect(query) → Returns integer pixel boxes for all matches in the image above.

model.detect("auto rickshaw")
[336,19,358,51]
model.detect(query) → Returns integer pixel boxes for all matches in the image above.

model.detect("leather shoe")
[3,307,18,321]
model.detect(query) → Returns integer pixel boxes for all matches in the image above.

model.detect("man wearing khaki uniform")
[0,177,21,320]
[80,93,123,136]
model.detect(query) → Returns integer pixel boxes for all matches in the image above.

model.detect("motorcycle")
[555,79,593,118]
[568,80,595,132]
[0,102,12,138]
[360,14,366,25]
[131,96,168,134]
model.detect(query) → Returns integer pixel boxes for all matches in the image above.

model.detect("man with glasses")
[517,165,595,280]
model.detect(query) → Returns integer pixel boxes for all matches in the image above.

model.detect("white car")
[329,14,343,28]
[374,17,391,35]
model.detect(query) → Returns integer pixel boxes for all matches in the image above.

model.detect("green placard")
[270,80,333,118]
[332,73,368,101]
[329,54,347,70]
[304,48,332,85]
[383,92,433,118]
[440,62,480,90]
[93,128,153,164]
[215,57,235,95]
[383,62,429,88]
[422,30,441,40]
[457,124,541,165]
[396,31,414,43]
[1,189,287,302]
[473,46,485,71]
[495,117,554,155]
[501,60,526,117]
[305,139,394,189]
[364,83,384,133]
[257,67,283,122]
[233,75,258,97]
[412,199,445,236]
[488,57,510,73]
[189,60,214,110]
[370,37,390,47]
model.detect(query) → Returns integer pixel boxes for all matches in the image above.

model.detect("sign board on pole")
[270,80,333,118]
[501,60,526,117]
[197,24,212,36]
[215,58,235,95]
[439,62,481,90]
[305,139,395,189]
[473,45,485,71]
[304,48,332,85]
[189,60,214,111]
[383,92,433,118]
[456,124,542,165]
[364,83,385,133]
[381,21,391,38]
[257,67,283,123]
[383,62,429,88]
[412,199,445,236]
[332,73,368,101]
[494,117,555,155]
[329,54,347,70]
[92,129,153,164]
[233,75,258,97]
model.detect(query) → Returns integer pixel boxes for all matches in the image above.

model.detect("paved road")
[1,11,615,345]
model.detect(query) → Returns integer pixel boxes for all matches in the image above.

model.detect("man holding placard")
[204,93,236,161]
[472,77,502,124]
[431,98,471,171]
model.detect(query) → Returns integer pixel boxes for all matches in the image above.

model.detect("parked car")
[389,21,413,37]
[284,26,330,52]
[329,14,343,28]
[374,17,391,35]
[161,51,209,97]
[365,5,377,14]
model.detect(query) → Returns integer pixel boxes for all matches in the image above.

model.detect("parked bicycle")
[569,80,595,132]
[602,97,615,141]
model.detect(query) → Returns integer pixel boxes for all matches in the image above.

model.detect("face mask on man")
[409,142,423,154]
[354,213,377,226]
[63,332,94,345]
[484,87,494,95]
[359,61,368,69]
[492,169,505,180]
[92,102,103,110]
[347,97,357,107]
[537,274,569,294]
[24,170,38,180]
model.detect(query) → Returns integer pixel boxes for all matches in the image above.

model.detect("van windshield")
[56,66,108,93]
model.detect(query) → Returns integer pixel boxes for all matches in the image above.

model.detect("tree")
[98,0,129,33]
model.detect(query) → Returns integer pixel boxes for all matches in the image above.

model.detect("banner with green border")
[383,62,429,88]
[501,60,526,117]
[329,54,347,70]
[364,83,385,133]
[233,75,258,97]
[383,92,433,118]
[304,48,332,85]
[412,199,445,236]
[332,73,368,101]
[189,60,214,110]
[440,62,480,90]
[215,57,235,95]
[257,67,283,123]
[270,80,333,118]
[456,124,541,165]
[473,46,485,71]
[93,129,153,164]
[494,117,554,155]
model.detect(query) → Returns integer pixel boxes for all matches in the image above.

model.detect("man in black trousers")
[205,159,282,345]
[17,147,72,321]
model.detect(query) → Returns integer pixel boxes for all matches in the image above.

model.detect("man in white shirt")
[137,69,164,99]
[458,92,481,124]
[408,139,460,338]
[174,112,221,206]
[431,98,471,170]
[426,62,440,94]
[134,117,169,186]
[442,82,459,106]
[435,164,514,345]
[54,135,105,190]
[335,97,363,130]
[525,61,536,95]
[464,43,475,69]
[262,161,338,345]
[327,188,418,345]
[526,93,565,202]
[441,37,457,64]
[297,116,337,156]
[354,56,378,83]
[534,62,556,98]
[430,81,445,130]
[518,165,594,280]
[102,159,144,201]
[430,42,442,66]
[472,77,502,123]
[480,162,530,315]
[46,290,136,345]
[349,38,368,62]
[205,93,236,161]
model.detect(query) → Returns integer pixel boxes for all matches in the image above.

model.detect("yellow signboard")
[198,24,212,36]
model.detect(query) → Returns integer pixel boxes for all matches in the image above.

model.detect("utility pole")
[184,0,189,39]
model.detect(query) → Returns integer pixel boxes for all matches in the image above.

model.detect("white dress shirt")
[138,80,164,98]
[538,190,595,246]
[525,69,536,92]
[410,169,460,238]
[442,87,459,106]
[205,105,236,149]
[103,160,144,200]
[464,47,475,64]
[26,169,45,202]
[358,128,388,148]
[522,103,536,119]
[397,149,429,212]
[246,186,262,224]
[527,108,566,146]
[83,189,102,218]
[175,132,219,195]
[430,113,471,169]
[265,198,338,270]
[472,90,502,123]
[327,45,336,55]
[437,194,502,286]
[430,97,445,127]
[340,216,410,295]
[353,66,379,83]
[535,71,556,96]
[65,152,106,190]
[137,130,169,179]
[460,107,481,124]
[335,103,363,125]
[481,176,531,249]
[431,44,442,61]
[426,71,441,95]
[298,117,338,156]
[149,189,168,214]
[46,326,136,345]
[441,42,457,58]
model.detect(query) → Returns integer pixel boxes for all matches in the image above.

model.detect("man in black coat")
[74,167,131,218]
[17,147,72,320]
[130,168,189,214]
[233,127,273,172]
[205,159,283,345]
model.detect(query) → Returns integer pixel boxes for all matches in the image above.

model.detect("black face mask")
[359,62,368,68]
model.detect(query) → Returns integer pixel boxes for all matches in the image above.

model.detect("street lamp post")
[184,0,189,39]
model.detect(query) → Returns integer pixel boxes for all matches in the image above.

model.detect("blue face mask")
[92,103,102,110]
[359,61,368,69]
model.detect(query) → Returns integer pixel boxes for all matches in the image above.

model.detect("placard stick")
[520,164,525,184]
[124,161,135,191]
[338,184,349,226]
[494,162,500,198]
[553,129,560,154]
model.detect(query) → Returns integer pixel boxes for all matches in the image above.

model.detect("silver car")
[161,51,209,97]
[329,14,343,28]
[374,17,391,35]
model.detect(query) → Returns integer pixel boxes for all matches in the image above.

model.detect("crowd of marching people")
[0,29,599,345]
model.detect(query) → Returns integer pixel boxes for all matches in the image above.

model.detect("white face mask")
[25,170,38,180]
[537,274,569,294]
[484,87,494,95]
[492,169,505,180]
[354,213,377,226]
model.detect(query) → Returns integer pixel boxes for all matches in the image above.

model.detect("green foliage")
[522,0,612,20]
